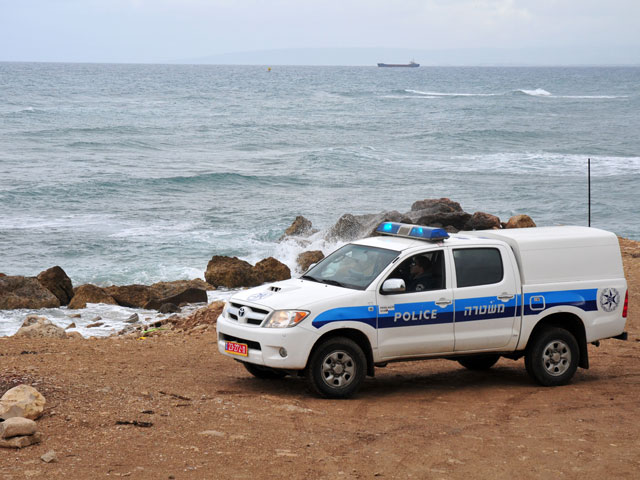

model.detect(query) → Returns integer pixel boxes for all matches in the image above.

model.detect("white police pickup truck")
[217,222,628,398]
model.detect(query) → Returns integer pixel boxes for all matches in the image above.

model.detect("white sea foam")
[405,89,498,97]
[518,89,552,97]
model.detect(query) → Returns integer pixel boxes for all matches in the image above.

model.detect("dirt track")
[1,240,639,479]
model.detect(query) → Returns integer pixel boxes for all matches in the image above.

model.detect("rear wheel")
[525,328,579,386]
[457,354,500,370]
[243,362,288,379]
[306,337,366,399]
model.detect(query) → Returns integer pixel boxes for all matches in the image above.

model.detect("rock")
[0,273,5,277]
[149,279,214,299]
[13,316,67,340]
[415,212,471,231]
[0,431,42,449]
[66,322,76,329]
[41,450,57,463]
[125,313,139,324]
[143,288,208,311]
[0,385,46,420]
[327,214,365,241]
[67,313,81,318]
[297,250,325,271]
[86,321,103,328]
[68,284,117,309]
[103,284,153,308]
[36,266,73,306]
[0,417,37,439]
[506,214,536,229]
[281,216,315,238]
[205,256,260,288]
[158,303,180,314]
[463,212,502,230]
[0,276,60,310]
[171,301,225,331]
[252,257,291,283]
[66,331,84,339]
[411,198,464,213]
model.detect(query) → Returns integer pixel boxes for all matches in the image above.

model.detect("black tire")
[525,327,579,386]
[243,362,288,379]
[457,354,500,371]
[306,337,367,399]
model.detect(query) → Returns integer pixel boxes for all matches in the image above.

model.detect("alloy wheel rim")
[321,350,356,388]
[542,340,572,376]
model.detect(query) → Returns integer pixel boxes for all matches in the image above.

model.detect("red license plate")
[225,341,248,357]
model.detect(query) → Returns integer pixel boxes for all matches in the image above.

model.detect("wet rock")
[463,212,502,230]
[281,216,315,238]
[125,313,139,324]
[149,279,214,299]
[66,322,76,329]
[205,256,260,288]
[36,266,73,306]
[297,250,325,271]
[415,212,471,231]
[13,316,67,340]
[0,385,46,421]
[0,431,42,449]
[252,257,291,283]
[144,288,208,311]
[68,284,118,310]
[0,276,60,310]
[86,321,104,328]
[172,301,224,331]
[103,284,152,308]
[410,197,464,214]
[0,417,37,439]
[327,214,365,242]
[506,214,536,229]
[158,303,180,314]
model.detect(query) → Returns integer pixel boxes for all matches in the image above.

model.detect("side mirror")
[382,278,406,293]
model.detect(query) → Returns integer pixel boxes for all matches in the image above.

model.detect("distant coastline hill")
[174,46,640,66]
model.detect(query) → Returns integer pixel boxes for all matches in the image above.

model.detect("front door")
[376,250,455,359]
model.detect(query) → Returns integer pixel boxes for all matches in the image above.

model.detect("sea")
[1,63,639,336]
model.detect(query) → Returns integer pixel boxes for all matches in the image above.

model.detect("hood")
[229,278,359,311]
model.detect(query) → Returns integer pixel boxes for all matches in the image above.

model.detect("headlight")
[264,310,309,328]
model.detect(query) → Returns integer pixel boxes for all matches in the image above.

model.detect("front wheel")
[306,337,366,399]
[525,328,579,386]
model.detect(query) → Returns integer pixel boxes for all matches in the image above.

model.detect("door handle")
[498,292,514,301]
[435,298,452,307]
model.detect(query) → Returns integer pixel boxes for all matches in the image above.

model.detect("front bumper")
[217,315,317,370]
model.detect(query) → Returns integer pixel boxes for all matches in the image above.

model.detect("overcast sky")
[1,0,639,64]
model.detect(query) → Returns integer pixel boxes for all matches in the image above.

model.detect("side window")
[384,250,446,293]
[453,248,503,288]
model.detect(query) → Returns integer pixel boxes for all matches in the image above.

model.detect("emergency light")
[375,222,449,241]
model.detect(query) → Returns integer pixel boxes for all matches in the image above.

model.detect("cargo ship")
[377,60,419,68]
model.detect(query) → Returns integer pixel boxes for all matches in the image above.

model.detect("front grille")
[227,302,271,326]
[220,334,261,351]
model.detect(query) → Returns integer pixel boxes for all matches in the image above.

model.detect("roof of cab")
[352,233,497,251]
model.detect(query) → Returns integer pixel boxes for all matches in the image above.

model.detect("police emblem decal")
[599,288,620,312]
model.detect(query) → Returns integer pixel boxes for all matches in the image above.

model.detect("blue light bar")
[375,222,401,234]
[375,222,449,241]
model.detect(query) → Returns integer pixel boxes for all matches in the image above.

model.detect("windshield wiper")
[301,275,320,283]
[321,279,346,288]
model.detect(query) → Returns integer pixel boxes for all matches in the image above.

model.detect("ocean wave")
[516,89,625,99]
[405,89,498,97]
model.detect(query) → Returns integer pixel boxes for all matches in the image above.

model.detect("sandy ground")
[1,239,639,480]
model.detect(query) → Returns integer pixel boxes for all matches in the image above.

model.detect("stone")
[149,279,214,299]
[281,216,315,238]
[158,303,180,314]
[506,214,536,229]
[126,313,139,324]
[252,257,291,283]
[13,316,67,340]
[0,276,60,310]
[463,212,502,230]
[0,385,46,420]
[68,284,118,309]
[40,450,57,463]
[103,284,153,308]
[297,250,325,271]
[0,417,37,439]
[327,214,364,242]
[411,197,464,213]
[143,288,208,311]
[415,212,471,231]
[86,321,103,328]
[66,331,83,339]
[205,256,260,288]
[36,266,73,306]
[0,431,42,449]
[66,322,76,329]
[172,301,224,331]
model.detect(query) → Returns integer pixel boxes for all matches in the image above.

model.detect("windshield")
[302,244,399,290]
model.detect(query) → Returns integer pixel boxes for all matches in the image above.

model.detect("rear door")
[451,245,519,351]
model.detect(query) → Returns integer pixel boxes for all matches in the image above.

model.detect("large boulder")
[149,279,214,299]
[170,301,225,331]
[0,276,60,310]
[0,417,37,439]
[463,212,502,230]
[415,212,471,231]
[410,198,464,214]
[252,257,291,283]
[0,385,46,420]
[103,284,153,308]
[144,287,208,310]
[13,315,67,339]
[281,216,315,238]
[205,256,260,288]
[68,284,117,310]
[506,214,536,229]
[36,266,73,306]
[327,214,365,242]
[297,250,325,271]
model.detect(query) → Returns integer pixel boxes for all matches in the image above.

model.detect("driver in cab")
[407,256,436,292]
